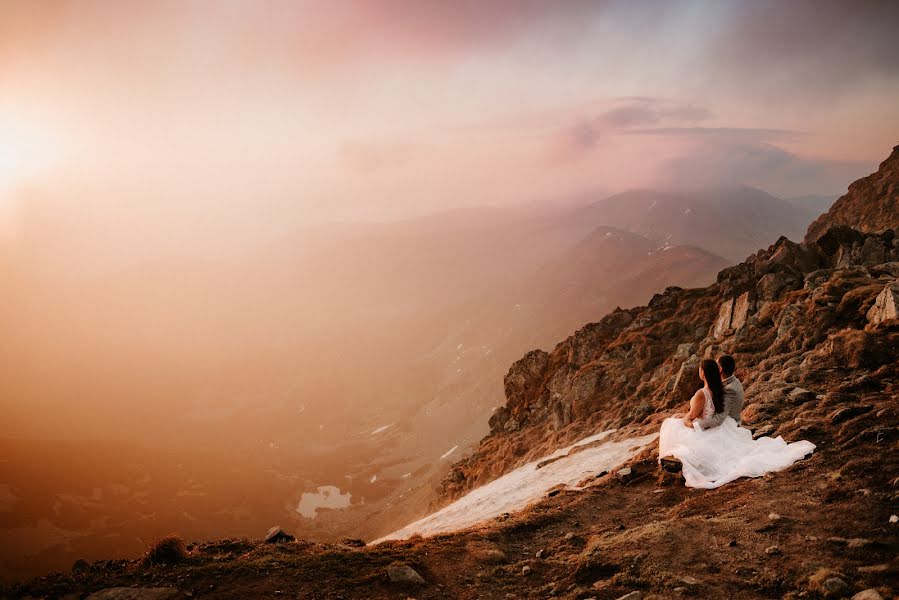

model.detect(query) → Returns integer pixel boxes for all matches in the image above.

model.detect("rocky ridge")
[435,145,899,504]
[806,145,899,242]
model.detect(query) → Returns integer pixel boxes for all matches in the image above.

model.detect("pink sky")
[1,0,897,262]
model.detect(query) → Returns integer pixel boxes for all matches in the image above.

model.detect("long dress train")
[658,388,815,489]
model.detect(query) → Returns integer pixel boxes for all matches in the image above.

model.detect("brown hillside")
[805,145,899,242]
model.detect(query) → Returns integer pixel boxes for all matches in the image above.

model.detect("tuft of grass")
[142,535,189,566]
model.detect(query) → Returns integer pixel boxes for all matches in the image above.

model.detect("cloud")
[547,99,715,164]
[709,0,899,96]
[648,129,874,196]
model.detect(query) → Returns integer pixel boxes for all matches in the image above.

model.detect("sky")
[1,0,897,266]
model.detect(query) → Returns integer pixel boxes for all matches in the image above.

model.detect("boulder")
[788,387,816,404]
[851,590,885,600]
[265,526,295,544]
[465,540,507,563]
[821,577,852,598]
[866,282,899,326]
[731,291,753,330]
[86,589,179,600]
[712,298,734,338]
[757,271,799,301]
[387,562,426,585]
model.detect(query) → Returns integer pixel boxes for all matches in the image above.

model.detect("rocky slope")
[5,148,899,599]
[806,145,898,242]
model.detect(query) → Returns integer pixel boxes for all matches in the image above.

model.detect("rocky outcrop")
[867,282,899,326]
[436,145,899,504]
[806,145,899,242]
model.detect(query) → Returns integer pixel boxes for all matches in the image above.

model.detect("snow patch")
[440,445,459,460]
[375,430,657,542]
[370,424,392,435]
[296,486,352,519]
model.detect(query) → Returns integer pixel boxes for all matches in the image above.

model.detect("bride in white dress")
[659,359,815,489]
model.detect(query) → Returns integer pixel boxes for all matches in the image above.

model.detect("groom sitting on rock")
[695,355,744,430]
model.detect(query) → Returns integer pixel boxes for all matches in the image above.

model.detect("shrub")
[142,535,189,566]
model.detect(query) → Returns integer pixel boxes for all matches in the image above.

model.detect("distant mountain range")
[574,186,834,262]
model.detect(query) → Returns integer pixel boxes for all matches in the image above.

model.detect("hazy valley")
[0,186,831,580]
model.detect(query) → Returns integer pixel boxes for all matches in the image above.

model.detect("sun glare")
[0,117,60,195]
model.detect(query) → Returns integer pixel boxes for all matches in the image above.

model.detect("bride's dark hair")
[701,358,725,413]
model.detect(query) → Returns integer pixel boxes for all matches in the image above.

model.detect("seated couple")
[659,355,815,489]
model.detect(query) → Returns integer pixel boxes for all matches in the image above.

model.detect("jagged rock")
[521,565,532,576]
[805,268,834,290]
[851,591,884,600]
[866,282,899,326]
[387,563,426,585]
[788,387,816,404]
[758,272,797,301]
[616,592,643,600]
[265,526,295,544]
[669,356,700,397]
[488,406,509,433]
[86,589,179,600]
[730,291,753,330]
[339,538,366,547]
[764,545,781,555]
[502,349,550,414]
[712,298,734,338]
[861,236,887,265]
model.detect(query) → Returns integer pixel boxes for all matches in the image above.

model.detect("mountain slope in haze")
[784,193,836,217]
[577,186,823,262]
[10,149,899,600]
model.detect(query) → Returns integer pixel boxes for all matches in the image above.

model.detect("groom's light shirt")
[723,375,744,423]
[695,375,744,430]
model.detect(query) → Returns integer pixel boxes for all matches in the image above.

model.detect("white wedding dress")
[659,388,816,489]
